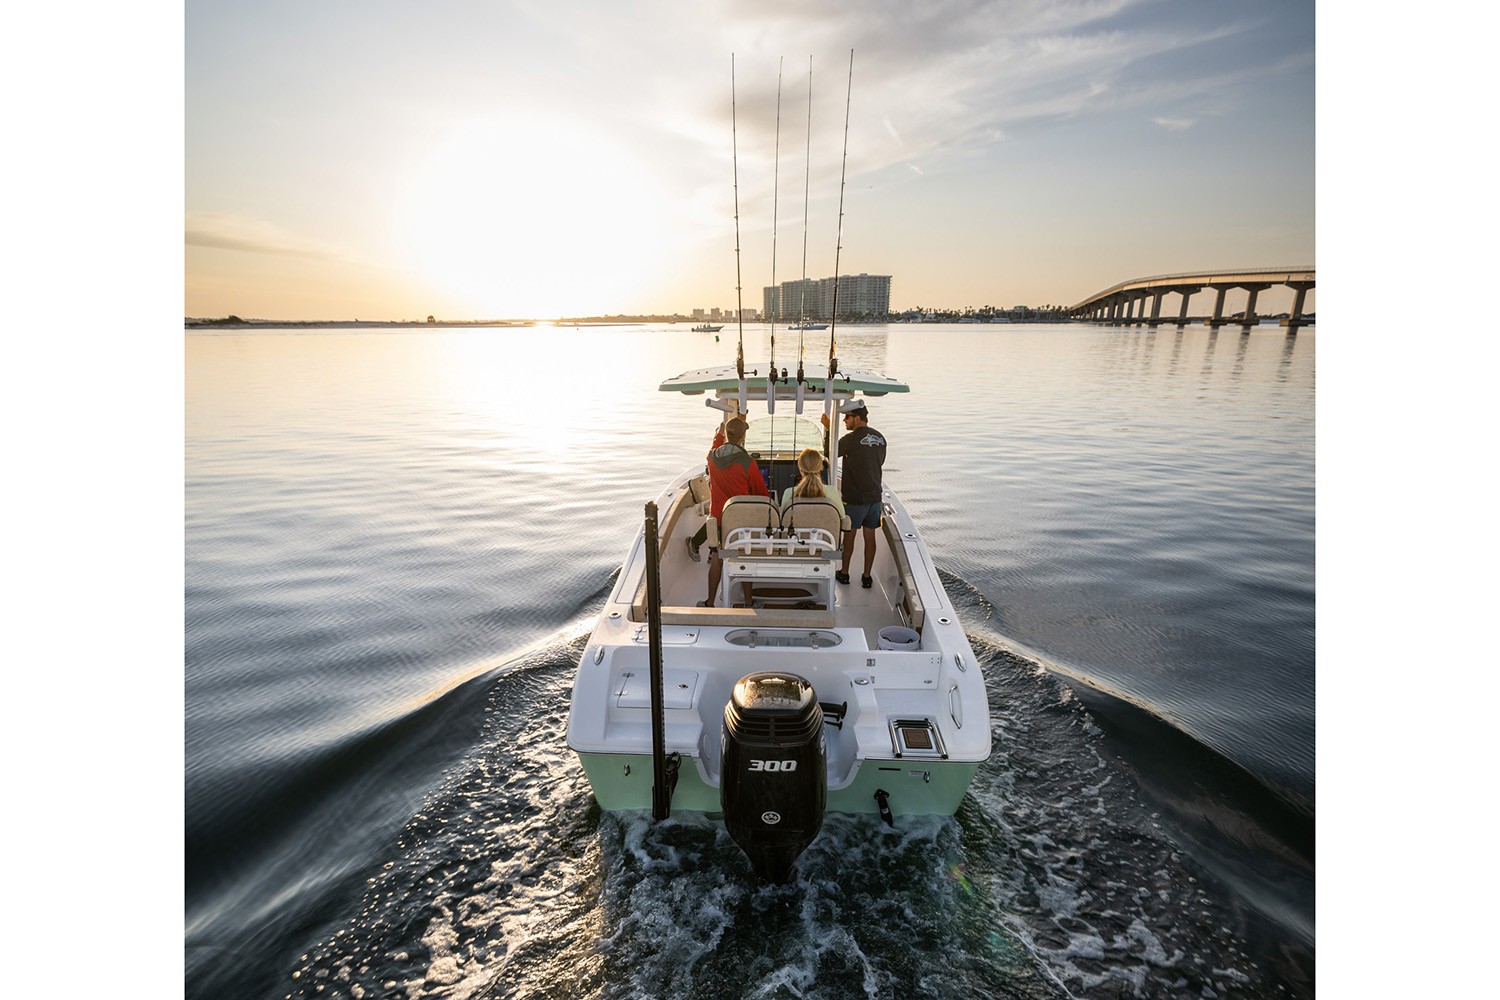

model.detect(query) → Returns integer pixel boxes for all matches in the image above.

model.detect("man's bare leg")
[706,551,721,606]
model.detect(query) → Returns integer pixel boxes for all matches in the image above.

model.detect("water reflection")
[1230,329,1250,379]
[1198,329,1221,381]
[1277,331,1300,382]
[828,323,889,375]
[1139,327,1158,375]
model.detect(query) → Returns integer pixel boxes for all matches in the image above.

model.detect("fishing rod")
[731,54,748,406]
[825,49,853,487]
[795,55,812,416]
[765,57,784,534]
[767,57,783,417]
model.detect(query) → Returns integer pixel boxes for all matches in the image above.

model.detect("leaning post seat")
[778,498,846,556]
[718,496,783,555]
[720,497,844,610]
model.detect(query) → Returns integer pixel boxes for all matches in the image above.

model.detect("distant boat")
[790,322,828,330]
[693,324,724,333]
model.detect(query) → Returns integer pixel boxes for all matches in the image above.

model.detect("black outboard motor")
[721,671,826,882]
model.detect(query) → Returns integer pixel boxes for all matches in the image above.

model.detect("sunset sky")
[185,0,1315,320]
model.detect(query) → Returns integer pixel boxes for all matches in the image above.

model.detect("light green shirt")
[779,483,845,518]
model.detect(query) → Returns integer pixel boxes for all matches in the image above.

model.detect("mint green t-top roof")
[660,364,909,396]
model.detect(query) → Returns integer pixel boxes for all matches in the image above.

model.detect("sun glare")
[397,115,665,318]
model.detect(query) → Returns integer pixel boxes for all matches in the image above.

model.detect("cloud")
[684,0,1305,185]
[492,1,1303,232]
[185,213,346,262]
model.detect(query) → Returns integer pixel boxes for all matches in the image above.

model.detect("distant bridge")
[1066,267,1315,327]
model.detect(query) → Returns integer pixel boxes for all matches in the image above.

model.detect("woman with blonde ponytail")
[780,447,845,517]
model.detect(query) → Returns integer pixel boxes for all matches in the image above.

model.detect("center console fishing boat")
[565,364,992,881]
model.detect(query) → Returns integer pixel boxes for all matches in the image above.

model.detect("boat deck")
[644,470,916,650]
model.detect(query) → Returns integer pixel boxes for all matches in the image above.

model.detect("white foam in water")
[1062,932,1107,960]
[586,810,995,998]
[1212,965,1250,984]
[953,639,1291,998]
[1121,917,1181,967]
[600,814,750,995]
[418,907,463,987]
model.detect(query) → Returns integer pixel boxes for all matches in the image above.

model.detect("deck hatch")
[614,668,700,709]
[726,629,843,649]
[889,717,948,759]
[631,626,700,646]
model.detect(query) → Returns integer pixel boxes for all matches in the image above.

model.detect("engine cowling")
[720,671,826,882]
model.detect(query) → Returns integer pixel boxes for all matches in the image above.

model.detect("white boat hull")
[566,464,991,820]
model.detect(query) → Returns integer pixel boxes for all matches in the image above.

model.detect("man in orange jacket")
[689,411,768,606]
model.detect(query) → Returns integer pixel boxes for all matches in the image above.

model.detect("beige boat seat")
[713,495,782,554]
[779,498,848,556]
[688,474,711,511]
[720,496,842,610]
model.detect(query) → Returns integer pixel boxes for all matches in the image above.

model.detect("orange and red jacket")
[706,429,768,519]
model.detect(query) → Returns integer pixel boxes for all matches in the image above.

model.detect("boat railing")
[722,526,838,556]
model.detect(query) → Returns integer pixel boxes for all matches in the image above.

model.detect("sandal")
[861,575,873,589]
[835,570,850,585]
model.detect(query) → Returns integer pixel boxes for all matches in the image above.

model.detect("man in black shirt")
[820,401,887,588]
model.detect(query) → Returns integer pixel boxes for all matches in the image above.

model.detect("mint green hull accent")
[577,751,979,816]
[830,759,981,815]
[578,752,721,813]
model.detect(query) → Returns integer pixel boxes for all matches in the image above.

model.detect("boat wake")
[588,810,1061,1000]
[274,631,602,1000]
[942,569,1314,996]
[263,571,1309,1000]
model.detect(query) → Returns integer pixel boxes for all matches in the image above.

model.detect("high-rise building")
[763,274,891,321]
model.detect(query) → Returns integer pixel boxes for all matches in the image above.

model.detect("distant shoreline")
[184,318,905,330]
[184,313,708,329]
[185,317,542,330]
[185,314,1310,331]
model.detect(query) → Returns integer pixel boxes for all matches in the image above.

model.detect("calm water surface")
[185,322,1314,998]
